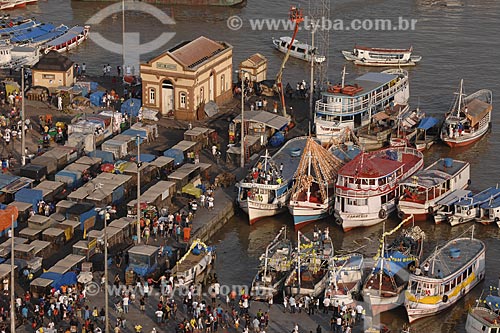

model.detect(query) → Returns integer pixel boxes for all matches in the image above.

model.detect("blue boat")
[477,195,500,226]
[10,23,68,46]
[448,185,500,226]
[0,19,39,36]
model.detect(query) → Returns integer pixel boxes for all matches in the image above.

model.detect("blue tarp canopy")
[89,150,114,164]
[15,188,43,210]
[121,98,142,117]
[40,272,62,286]
[131,154,156,163]
[373,251,413,277]
[163,148,184,166]
[486,295,500,311]
[52,272,78,290]
[90,91,105,107]
[0,174,19,189]
[418,117,439,131]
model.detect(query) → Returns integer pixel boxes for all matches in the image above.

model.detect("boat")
[284,229,333,298]
[477,196,500,226]
[0,44,41,69]
[250,226,293,301]
[397,158,470,222]
[272,36,326,63]
[324,253,364,307]
[0,0,27,10]
[440,80,493,147]
[447,186,500,226]
[0,18,37,36]
[171,239,214,286]
[362,218,425,315]
[74,0,245,6]
[9,23,68,46]
[432,189,472,224]
[236,137,308,224]
[342,45,422,67]
[334,147,424,232]
[413,117,440,151]
[404,226,485,323]
[44,25,90,53]
[288,137,345,229]
[314,68,409,144]
[466,299,500,333]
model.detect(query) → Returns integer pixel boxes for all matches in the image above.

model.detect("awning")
[233,111,290,130]
[417,117,439,130]
[372,112,390,121]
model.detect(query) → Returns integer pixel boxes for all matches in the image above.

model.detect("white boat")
[272,36,325,63]
[236,137,308,224]
[447,186,500,226]
[342,45,422,67]
[466,302,500,333]
[314,68,409,144]
[397,158,470,222]
[172,239,214,287]
[250,227,293,301]
[440,80,493,148]
[432,189,471,224]
[477,196,500,226]
[288,137,345,230]
[334,147,424,232]
[0,0,27,10]
[0,44,41,70]
[324,253,364,307]
[44,25,90,53]
[404,227,485,323]
[362,219,425,315]
[284,230,333,298]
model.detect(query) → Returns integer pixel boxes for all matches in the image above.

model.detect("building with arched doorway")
[140,36,233,121]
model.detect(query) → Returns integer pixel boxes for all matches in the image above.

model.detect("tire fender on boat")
[328,206,334,215]
[466,210,471,216]
[442,295,448,303]
[379,208,387,220]
[447,215,454,223]
[335,218,343,226]
[459,217,464,224]
[398,210,405,219]
[428,206,434,215]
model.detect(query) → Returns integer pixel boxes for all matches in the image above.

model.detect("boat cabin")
[479,196,500,223]
[354,46,413,61]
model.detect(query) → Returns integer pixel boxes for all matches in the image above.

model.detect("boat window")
[290,46,296,51]
[369,179,376,186]
[362,179,369,186]
[381,195,387,205]
[280,41,287,47]
[296,47,306,53]
[444,283,450,293]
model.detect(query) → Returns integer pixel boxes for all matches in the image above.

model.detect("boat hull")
[363,291,405,316]
[442,131,487,147]
[289,198,333,230]
[240,199,288,225]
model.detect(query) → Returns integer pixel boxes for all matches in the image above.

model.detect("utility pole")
[21,66,26,165]
[136,135,141,243]
[10,214,15,333]
[240,71,245,168]
[104,210,109,333]
[309,25,315,136]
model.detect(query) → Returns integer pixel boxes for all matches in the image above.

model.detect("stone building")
[140,36,233,121]
[31,51,74,93]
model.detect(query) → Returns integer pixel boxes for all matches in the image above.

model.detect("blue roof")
[47,26,85,47]
[374,251,414,277]
[456,186,500,207]
[480,195,500,209]
[418,117,440,130]
[31,25,68,44]
[10,23,56,43]
[356,72,397,84]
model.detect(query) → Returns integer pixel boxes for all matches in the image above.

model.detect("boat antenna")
[341,65,347,88]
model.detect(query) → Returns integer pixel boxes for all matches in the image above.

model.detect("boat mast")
[457,79,464,117]
[297,230,301,291]
[308,23,315,136]
[378,222,385,294]
[341,65,346,88]
[306,151,312,202]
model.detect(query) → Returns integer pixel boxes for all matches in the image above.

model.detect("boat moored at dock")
[433,189,472,224]
[324,252,364,307]
[342,45,422,67]
[465,301,500,333]
[172,239,214,287]
[44,25,90,53]
[272,36,326,63]
[447,185,500,226]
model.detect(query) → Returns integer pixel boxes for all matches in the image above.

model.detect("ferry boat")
[440,80,493,148]
[466,300,500,333]
[44,25,90,53]
[314,68,409,144]
[362,219,425,315]
[288,137,345,230]
[284,229,333,298]
[0,44,41,70]
[477,196,500,226]
[447,186,500,226]
[404,227,485,323]
[334,147,424,232]
[342,45,422,67]
[397,158,470,222]
[433,189,471,224]
[251,227,293,300]
[172,239,214,287]
[272,36,326,63]
[324,253,364,307]
[236,137,307,224]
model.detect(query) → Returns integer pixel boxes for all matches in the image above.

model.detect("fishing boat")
[172,239,214,287]
[284,229,333,298]
[466,299,500,333]
[362,218,425,315]
[404,227,485,323]
[433,189,472,224]
[477,196,500,226]
[334,147,424,232]
[342,45,422,67]
[447,186,500,226]
[413,117,440,152]
[250,226,293,300]
[324,253,364,307]
[288,137,345,229]
[314,68,409,144]
[236,137,308,224]
[397,158,470,222]
[44,25,90,53]
[440,80,493,147]
[272,36,326,63]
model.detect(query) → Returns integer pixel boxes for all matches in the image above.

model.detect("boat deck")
[272,137,308,181]
[175,252,207,272]
[421,238,484,279]
[469,307,500,328]
[436,189,472,207]
[456,187,500,207]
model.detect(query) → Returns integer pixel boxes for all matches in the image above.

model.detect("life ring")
[328,206,334,215]
[398,211,405,219]
[459,217,464,224]
[442,295,448,303]
[468,179,472,186]
[447,215,454,223]
[428,206,434,215]
[466,210,471,216]
[379,208,387,220]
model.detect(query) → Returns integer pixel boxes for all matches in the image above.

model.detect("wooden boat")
[362,219,425,315]
[447,186,500,226]
[477,196,500,226]
[413,116,440,151]
[466,302,500,333]
[324,253,364,307]
[397,158,470,222]
[342,45,422,67]
[44,25,90,53]
[334,147,423,232]
[0,45,41,70]
[284,229,333,298]
[433,189,471,224]
[236,137,307,224]
[272,36,326,63]
[172,239,214,287]
[0,0,27,10]
[288,138,345,230]
[250,227,293,301]
[440,80,493,147]
[404,226,485,323]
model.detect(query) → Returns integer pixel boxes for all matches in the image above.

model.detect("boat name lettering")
[346,214,368,218]
[156,62,177,70]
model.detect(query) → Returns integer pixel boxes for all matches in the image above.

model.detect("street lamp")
[235,69,249,168]
[95,206,116,333]
[9,214,15,333]
[136,134,142,244]
[21,66,26,166]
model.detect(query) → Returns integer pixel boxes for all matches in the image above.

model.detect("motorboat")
[272,36,325,63]
[447,185,500,226]
[342,45,422,67]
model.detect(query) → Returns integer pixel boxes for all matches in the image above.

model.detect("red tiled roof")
[170,36,226,69]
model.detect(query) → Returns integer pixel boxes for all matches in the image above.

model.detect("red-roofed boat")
[334,147,423,232]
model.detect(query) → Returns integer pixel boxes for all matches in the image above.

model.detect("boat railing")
[316,78,408,116]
